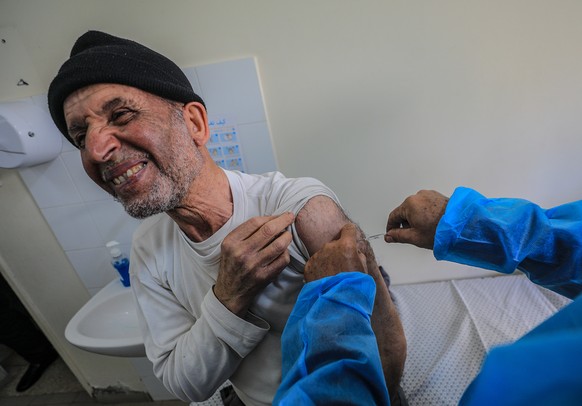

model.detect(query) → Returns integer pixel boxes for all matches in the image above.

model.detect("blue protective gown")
[435,187,582,299]
[276,187,582,405]
[274,272,390,406]
[436,187,582,405]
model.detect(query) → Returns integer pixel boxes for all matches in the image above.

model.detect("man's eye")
[75,135,86,149]
[111,109,135,124]
[74,134,86,149]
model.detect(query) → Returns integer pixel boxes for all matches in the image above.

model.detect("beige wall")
[2,0,582,393]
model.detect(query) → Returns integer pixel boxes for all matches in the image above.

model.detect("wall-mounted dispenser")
[0,100,62,168]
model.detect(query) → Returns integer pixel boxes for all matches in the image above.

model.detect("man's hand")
[304,223,368,283]
[214,212,295,317]
[385,190,450,250]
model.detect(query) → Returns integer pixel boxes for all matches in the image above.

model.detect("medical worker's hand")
[215,212,294,317]
[304,223,368,282]
[385,190,449,249]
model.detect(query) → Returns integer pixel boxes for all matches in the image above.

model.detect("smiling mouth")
[111,163,147,186]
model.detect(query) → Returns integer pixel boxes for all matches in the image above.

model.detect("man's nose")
[85,124,120,162]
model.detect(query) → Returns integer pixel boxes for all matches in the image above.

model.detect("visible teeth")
[111,163,145,186]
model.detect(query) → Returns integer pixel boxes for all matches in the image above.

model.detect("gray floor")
[0,349,189,406]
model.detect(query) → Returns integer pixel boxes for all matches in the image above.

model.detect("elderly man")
[47,31,406,405]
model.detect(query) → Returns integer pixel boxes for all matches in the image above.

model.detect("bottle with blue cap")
[106,241,131,287]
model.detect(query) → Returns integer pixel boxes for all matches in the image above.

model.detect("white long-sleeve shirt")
[130,170,338,405]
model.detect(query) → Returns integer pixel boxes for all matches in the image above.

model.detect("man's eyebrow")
[100,97,126,114]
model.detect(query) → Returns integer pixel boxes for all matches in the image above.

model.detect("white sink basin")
[65,279,146,357]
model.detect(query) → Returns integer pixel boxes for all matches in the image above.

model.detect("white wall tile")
[182,67,203,97]
[195,58,266,124]
[18,156,82,208]
[85,200,141,245]
[41,203,103,250]
[87,287,103,296]
[60,136,77,153]
[237,122,278,174]
[31,95,48,113]
[66,247,117,290]
[61,150,111,202]
[52,132,76,154]
[31,94,76,153]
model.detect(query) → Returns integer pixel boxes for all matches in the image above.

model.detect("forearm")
[362,241,407,400]
[435,187,582,299]
[371,271,406,396]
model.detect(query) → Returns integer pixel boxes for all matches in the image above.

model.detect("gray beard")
[115,159,196,219]
[117,181,184,219]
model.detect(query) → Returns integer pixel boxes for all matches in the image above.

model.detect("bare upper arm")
[295,195,354,256]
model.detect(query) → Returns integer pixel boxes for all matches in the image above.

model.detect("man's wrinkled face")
[63,84,202,218]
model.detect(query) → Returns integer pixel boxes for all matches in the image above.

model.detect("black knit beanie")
[48,30,205,146]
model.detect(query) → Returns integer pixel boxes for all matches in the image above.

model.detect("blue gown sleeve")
[273,272,390,406]
[434,187,582,299]
[459,294,582,406]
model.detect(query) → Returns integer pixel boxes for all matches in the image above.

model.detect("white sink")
[65,279,146,357]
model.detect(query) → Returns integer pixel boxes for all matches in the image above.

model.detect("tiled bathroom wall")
[16,57,276,400]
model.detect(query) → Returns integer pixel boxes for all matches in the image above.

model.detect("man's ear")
[183,102,209,146]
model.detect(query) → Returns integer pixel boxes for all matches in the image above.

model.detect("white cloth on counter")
[391,274,572,406]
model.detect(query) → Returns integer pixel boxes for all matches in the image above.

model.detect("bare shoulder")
[295,195,351,256]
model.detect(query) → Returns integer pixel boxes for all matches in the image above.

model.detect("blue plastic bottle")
[106,241,131,287]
